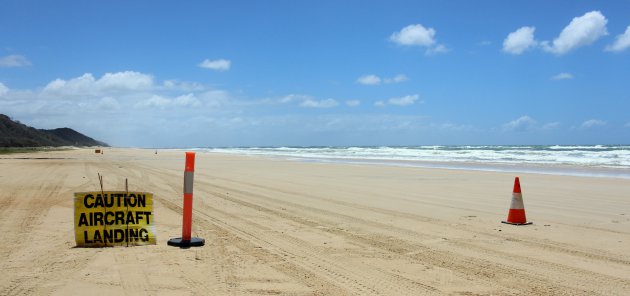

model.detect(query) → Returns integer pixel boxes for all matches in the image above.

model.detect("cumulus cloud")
[279,93,340,108]
[605,25,630,52]
[542,122,561,130]
[345,100,360,107]
[134,93,202,109]
[358,74,408,85]
[552,72,574,80]
[388,94,419,106]
[42,71,154,96]
[581,119,606,128]
[135,95,171,109]
[503,26,537,55]
[99,71,154,90]
[503,116,537,132]
[198,59,231,71]
[197,90,231,107]
[162,80,204,92]
[376,94,421,107]
[280,94,312,103]
[0,82,8,96]
[98,97,121,110]
[357,75,381,85]
[425,44,450,55]
[390,24,436,46]
[300,98,338,108]
[0,54,31,67]
[390,24,447,55]
[542,11,608,55]
[385,74,409,83]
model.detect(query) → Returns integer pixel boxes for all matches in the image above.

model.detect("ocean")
[198,145,630,179]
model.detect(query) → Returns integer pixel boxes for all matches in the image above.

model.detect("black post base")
[501,221,533,225]
[167,237,205,248]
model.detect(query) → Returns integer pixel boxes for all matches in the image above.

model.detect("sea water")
[197,145,630,179]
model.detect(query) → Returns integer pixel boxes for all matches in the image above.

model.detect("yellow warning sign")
[74,191,156,247]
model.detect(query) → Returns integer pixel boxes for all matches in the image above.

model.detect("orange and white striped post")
[168,152,205,247]
[502,177,532,225]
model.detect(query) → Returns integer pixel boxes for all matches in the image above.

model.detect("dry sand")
[0,148,629,295]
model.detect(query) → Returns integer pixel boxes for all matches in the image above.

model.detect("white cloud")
[42,71,154,96]
[300,98,338,108]
[173,93,202,107]
[385,74,409,83]
[162,80,204,92]
[390,24,436,46]
[605,25,630,52]
[542,11,608,55]
[198,59,231,71]
[134,92,213,110]
[357,75,381,85]
[542,122,561,130]
[98,97,121,110]
[552,72,573,80]
[345,100,360,107]
[581,119,606,128]
[280,94,311,103]
[503,26,537,55]
[503,116,537,131]
[198,90,231,107]
[135,95,171,109]
[98,71,154,91]
[390,24,447,55]
[388,94,420,106]
[0,82,8,96]
[625,122,630,128]
[280,93,342,108]
[425,44,450,55]
[359,74,408,85]
[374,94,421,107]
[0,54,31,67]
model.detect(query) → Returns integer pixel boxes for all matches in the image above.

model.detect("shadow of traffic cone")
[502,177,532,225]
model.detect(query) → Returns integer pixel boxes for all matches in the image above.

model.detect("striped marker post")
[502,177,532,225]
[168,152,205,247]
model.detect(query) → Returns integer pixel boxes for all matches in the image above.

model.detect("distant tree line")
[0,114,108,147]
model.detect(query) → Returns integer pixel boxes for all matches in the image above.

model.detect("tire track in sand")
[197,179,626,295]
[139,164,441,295]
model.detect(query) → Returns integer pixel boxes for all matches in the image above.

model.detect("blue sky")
[1,1,629,147]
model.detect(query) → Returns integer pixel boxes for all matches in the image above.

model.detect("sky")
[1,0,629,147]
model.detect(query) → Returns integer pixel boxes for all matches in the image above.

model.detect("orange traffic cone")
[502,177,532,225]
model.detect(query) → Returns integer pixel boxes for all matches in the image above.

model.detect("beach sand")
[0,148,629,295]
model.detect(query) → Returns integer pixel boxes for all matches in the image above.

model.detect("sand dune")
[1,148,629,295]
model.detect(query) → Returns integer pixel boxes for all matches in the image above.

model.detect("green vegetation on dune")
[0,114,108,148]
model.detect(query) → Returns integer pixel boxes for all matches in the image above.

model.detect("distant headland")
[0,114,108,147]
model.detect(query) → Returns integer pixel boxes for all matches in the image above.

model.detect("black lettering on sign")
[78,213,88,226]
[82,193,147,209]
[84,194,94,208]
[82,228,152,244]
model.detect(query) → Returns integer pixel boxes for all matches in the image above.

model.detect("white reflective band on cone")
[510,192,525,209]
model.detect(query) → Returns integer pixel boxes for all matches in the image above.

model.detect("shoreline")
[199,150,630,180]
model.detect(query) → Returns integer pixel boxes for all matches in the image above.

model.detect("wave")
[202,145,630,169]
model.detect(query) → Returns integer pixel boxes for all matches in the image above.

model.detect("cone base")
[501,221,533,225]
[167,237,205,248]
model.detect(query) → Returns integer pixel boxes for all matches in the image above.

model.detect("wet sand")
[1,148,629,295]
